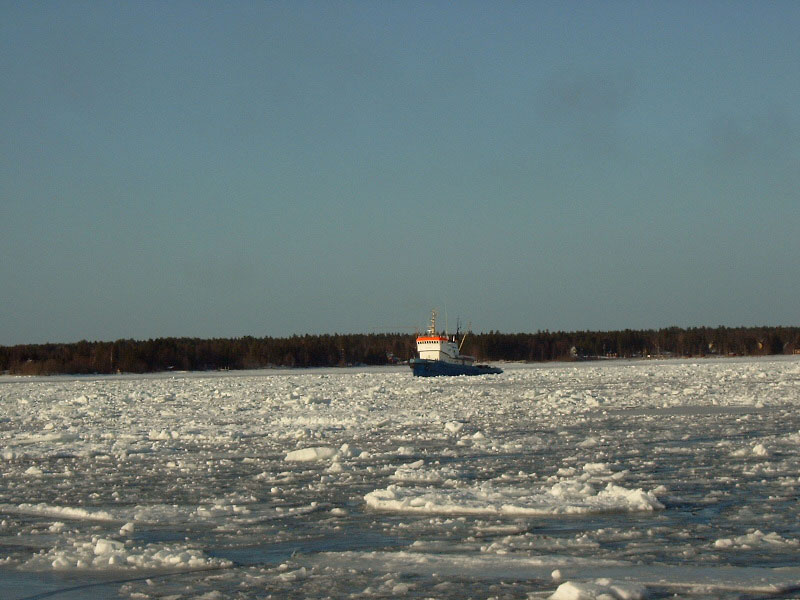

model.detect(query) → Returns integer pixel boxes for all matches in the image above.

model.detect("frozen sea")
[1,357,799,599]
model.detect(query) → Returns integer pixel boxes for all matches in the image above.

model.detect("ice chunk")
[285,446,337,461]
[94,538,125,555]
[550,580,648,600]
[120,522,135,536]
[714,530,798,550]
[278,567,308,581]
[2,448,21,460]
[752,443,770,457]
[444,421,464,433]
[7,503,117,522]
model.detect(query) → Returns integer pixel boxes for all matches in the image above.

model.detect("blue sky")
[2,1,799,344]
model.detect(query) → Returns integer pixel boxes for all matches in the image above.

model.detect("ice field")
[1,357,799,599]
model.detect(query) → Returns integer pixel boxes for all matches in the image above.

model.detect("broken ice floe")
[550,579,647,600]
[22,535,232,571]
[365,480,663,516]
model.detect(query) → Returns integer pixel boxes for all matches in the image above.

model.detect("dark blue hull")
[410,358,502,377]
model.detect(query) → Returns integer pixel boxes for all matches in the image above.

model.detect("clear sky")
[2,1,799,344]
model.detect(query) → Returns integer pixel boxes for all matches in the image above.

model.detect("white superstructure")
[416,310,476,366]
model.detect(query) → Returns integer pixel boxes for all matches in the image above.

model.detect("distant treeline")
[1,326,799,375]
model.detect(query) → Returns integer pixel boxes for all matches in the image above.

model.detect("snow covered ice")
[1,357,800,599]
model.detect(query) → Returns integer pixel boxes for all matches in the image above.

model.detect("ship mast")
[427,309,437,336]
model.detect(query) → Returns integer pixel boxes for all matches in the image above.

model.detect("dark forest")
[2,326,799,375]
